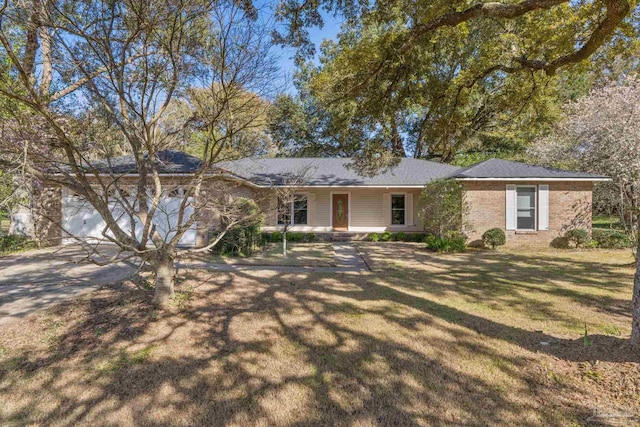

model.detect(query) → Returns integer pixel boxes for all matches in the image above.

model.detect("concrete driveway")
[0,246,136,325]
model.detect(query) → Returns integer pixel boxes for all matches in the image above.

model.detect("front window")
[516,186,536,230]
[278,194,308,225]
[293,195,308,225]
[277,197,291,225]
[391,194,405,225]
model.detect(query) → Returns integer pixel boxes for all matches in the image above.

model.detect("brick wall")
[33,186,62,247]
[462,181,593,247]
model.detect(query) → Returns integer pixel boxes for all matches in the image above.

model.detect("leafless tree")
[271,167,314,257]
[0,0,280,305]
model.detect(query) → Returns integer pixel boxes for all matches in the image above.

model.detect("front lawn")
[593,214,624,230]
[0,244,638,426]
[207,242,336,266]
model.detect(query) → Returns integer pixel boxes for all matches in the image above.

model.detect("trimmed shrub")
[0,234,36,254]
[286,232,305,242]
[482,228,506,249]
[380,232,393,242]
[269,231,282,243]
[394,232,407,242]
[425,232,467,253]
[550,236,570,249]
[592,229,633,249]
[408,233,425,242]
[564,229,590,248]
[368,232,380,242]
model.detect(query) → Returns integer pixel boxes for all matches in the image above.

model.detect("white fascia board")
[455,177,611,182]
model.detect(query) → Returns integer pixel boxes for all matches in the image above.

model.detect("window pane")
[294,196,307,210]
[517,209,535,230]
[516,187,536,230]
[392,210,405,225]
[278,213,290,225]
[294,209,307,225]
[517,187,535,209]
[391,195,405,209]
[293,195,307,225]
[277,198,290,225]
[391,194,405,225]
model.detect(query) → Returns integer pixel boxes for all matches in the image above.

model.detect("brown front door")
[332,194,349,230]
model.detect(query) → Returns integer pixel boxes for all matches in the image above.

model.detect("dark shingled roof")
[453,158,608,180]
[79,151,609,184]
[216,157,461,186]
[87,150,202,174]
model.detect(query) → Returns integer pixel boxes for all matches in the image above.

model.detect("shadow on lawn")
[1,248,637,425]
[359,244,634,323]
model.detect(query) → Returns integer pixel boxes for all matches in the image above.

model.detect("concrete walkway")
[0,246,136,324]
[181,242,370,274]
[0,243,369,324]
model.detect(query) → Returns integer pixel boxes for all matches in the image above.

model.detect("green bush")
[564,229,591,248]
[214,225,262,257]
[0,234,36,254]
[304,233,318,243]
[425,232,467,253]
[394,232,407,242]
[368,232,380,242]
[482,228,506,249]
[380,232,393,242]
[550,236,570,249]
[592,229,633,249]
[211,198,263,256]
[408,233,425,242]
[286,232,305,242]
[419,179,469,238]
[269,231,282,243]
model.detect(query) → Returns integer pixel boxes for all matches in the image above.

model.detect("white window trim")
[390,192,408,226]
[329,191,351,230]
[278,192,309,226]
[515,185,537,231]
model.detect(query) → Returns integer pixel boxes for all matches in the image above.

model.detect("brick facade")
[462,181,593,247]
[37,177,594,249]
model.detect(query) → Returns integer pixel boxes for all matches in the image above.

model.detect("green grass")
[593,215,623,229]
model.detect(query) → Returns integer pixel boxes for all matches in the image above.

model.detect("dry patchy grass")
[208,242,335,267]
[0,244,639,426]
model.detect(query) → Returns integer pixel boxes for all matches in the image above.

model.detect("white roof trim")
[455,177,611,182]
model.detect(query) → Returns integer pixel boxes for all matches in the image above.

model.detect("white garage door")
[61,189,197,247]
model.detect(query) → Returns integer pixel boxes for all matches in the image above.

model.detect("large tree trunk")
[632,239,640,350]
[152,256,176,307]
